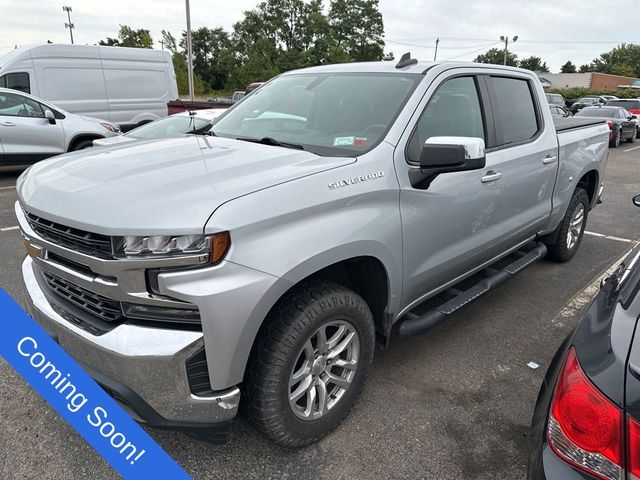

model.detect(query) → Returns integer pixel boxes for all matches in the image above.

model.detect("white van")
[0,44,178,131]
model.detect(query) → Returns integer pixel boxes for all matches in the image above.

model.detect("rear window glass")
[576,108,617,117]
[606,100,640,109]
[492,77,539,145]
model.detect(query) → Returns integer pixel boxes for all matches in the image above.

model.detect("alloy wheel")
[288,320,360,421]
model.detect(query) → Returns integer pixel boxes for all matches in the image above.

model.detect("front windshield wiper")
[234,136,305,150]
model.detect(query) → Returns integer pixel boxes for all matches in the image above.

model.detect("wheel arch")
[577,169,599,209]
[67,134,104,151]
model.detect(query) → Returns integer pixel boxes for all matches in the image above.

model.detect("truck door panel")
[395,74,507,308]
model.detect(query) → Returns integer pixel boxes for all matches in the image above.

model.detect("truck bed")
[554,117,606,133]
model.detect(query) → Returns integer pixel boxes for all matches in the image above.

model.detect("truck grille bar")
[26,212,113,259]
[42,271,124,322]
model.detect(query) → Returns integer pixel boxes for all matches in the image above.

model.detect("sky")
[1,0,639,73]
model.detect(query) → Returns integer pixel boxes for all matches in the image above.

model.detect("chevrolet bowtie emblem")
[24,239,42,259]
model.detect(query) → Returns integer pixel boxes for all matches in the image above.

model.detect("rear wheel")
[543,188,589,262]
[244,280,375,447]
[609,129,621,148]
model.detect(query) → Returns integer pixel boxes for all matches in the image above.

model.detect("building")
[543,72,640,90]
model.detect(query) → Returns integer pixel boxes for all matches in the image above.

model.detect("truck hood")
[17,135,352,235]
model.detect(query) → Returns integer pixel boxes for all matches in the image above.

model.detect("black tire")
[244,280,375,447]
[70,139,95,151]
[609,129,621,148]
[543,188,589,262]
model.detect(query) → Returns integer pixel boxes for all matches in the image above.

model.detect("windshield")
[576,108,617,117]
[578,98,597,104]
[127,115,211,139]
[212,73,422,156]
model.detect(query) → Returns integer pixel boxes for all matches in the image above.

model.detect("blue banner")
[0,288,191,480]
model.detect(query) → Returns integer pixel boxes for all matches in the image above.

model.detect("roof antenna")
[395,52,417,69]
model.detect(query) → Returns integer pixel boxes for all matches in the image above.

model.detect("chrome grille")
[42,272,123,322]
[26,212,113,258]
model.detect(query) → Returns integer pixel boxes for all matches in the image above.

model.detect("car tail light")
[607,120,614,129]
[547,347,624,480]
[628,108,640,115]
[629,415,640,478]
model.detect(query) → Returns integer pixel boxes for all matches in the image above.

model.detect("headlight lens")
[100,122,121,133]
[113,232,230,264]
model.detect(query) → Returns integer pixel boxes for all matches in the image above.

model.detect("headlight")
[100,123,121,133]
[113,232,230,264]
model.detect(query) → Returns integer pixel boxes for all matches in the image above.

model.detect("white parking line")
[0,226,19,232]
[0,185,15,191]
[584,230,636,243]
[624,145,640,153]
[551,244,637,328]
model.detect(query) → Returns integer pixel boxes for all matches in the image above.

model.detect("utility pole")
[63,6,74,44]
[433,38,439,61]
[499,35,518,65]
[159,39,165,51]
[185,0,194,101]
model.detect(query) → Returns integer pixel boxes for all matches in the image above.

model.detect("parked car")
[167,98,232,115]
[245,82,264,95]
[232,91,245,103]
[570,96,606,114]
[606,99,640,137]
[528,195,640,480]
[92,109,226,147]
[0,44,178,131]
[545,93,566,107]
[600,94,619,102]
[575,105,637,147]
[0,87,119,165]
[17,57,609,447]
[549,104,571,117]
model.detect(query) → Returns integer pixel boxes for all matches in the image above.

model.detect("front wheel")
[244,281,375,447]
[543,188,589,262]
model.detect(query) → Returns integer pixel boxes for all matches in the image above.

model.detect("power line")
[443,41,502,61]
[386,39,505,50]
[387,36,640,45]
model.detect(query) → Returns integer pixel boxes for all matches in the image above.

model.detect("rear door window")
[0,72,30,94]
[491,77,539,146]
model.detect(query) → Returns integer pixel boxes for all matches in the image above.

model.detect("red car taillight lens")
[628,108,640,115]
[629,415,640,477]
[547,347,623,480]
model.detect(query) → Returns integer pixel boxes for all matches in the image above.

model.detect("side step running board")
[398,242,547,338]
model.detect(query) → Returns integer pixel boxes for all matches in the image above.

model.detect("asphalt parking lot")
[1,145,639,480]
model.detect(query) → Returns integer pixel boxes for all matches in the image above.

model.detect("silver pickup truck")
[16,56,609,447]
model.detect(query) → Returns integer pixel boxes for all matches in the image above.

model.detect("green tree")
[474,48,518,67]
[589,43,640,77]
[560,61,577,73]
[161,29,178,53]
[328,0,385,62]
[180,27,234,91]
[518,56,549,72]
[578,64,593,73]
[99,25,153,48]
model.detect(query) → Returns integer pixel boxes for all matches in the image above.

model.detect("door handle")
[481,171,502,183]
[0,121,15,127]
[542,155,557,165]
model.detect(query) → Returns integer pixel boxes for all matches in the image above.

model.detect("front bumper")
[21,256,240,431]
